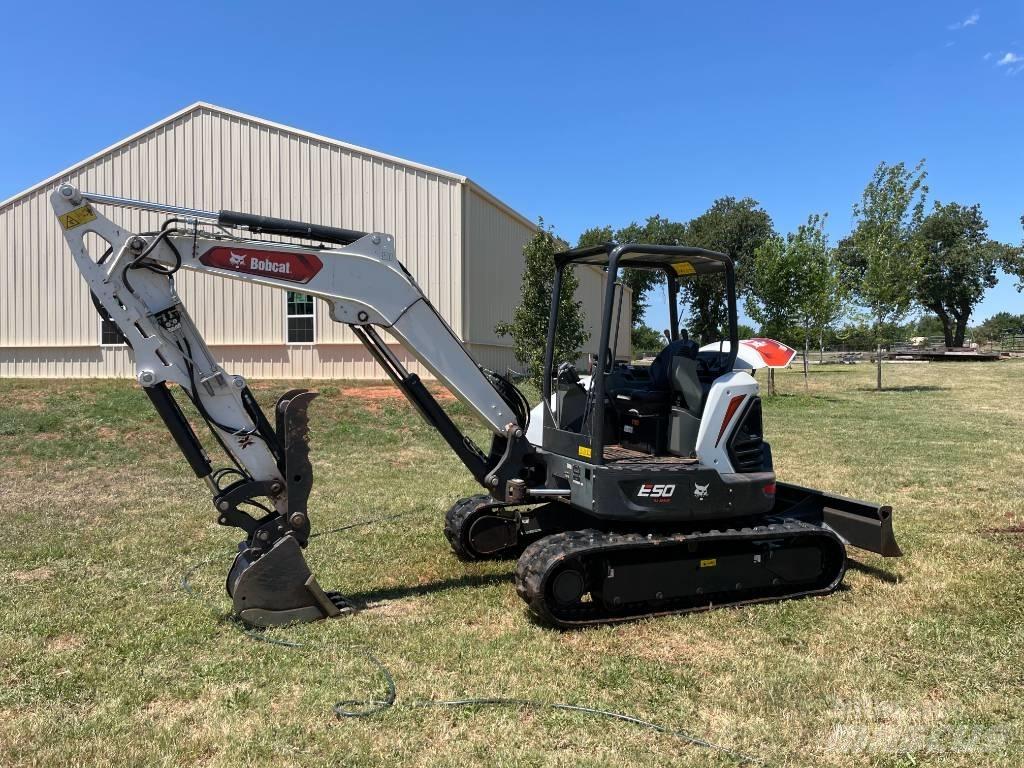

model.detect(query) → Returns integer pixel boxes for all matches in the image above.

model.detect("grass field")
[1,361,1022,767]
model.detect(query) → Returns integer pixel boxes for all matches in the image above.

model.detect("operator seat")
[648,335,699,389]
[612,332,699,413]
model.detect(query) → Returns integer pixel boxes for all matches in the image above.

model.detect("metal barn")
[0,102,628,379]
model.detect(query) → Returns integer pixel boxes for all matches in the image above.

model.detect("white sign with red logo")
[199,246,323,284]
[699,338,797,369]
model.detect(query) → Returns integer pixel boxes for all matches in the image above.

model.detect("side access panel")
[590,463,776,522]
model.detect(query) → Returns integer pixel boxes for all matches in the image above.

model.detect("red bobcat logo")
[200,247,322,284]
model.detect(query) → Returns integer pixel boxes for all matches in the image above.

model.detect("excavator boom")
[50,185,534,626]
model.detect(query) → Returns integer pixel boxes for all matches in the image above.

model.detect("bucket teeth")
[227,535,350,627]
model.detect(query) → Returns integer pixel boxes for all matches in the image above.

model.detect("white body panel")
[693,371,758,471]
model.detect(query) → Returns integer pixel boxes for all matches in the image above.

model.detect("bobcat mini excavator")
[50,186,901,629]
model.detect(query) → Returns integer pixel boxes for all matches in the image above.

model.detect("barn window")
[286,292,315,344]
[99,310,126,346]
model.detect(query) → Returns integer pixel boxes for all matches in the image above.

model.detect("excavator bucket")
[225,389,351,627]
[227,536,349,627]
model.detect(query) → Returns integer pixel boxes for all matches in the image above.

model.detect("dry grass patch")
[11,566,55,583]
[0,363,1022,766]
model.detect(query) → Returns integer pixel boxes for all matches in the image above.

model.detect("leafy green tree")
[630,324,666,357]
[736,322,758,339]
[914,202,1011,347]
[680,197,776,342]
[1001,214,1024,291]
[577,215,687,327]
[577,225,657,328]
[847,160,929,390]
[973,312,1024,344]
[746,214,844,386]
[496,220,589,385]
[909,314,946,338]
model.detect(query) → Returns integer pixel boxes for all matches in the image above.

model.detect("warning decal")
[59,205,97,230]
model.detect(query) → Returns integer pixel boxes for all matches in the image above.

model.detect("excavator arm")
[50,184,536,626]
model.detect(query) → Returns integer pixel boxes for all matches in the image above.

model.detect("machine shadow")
[847,558,901,584]
[348,571,513,607]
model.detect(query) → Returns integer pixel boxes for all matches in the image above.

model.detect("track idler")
[227,535,349,627]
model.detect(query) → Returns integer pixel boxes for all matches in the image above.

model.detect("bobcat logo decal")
[693,482,710,501]
[228,252,247,268]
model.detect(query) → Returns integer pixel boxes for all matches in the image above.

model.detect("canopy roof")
[554,242,731,276]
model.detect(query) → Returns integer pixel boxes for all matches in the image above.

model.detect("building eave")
[1,101,468,210]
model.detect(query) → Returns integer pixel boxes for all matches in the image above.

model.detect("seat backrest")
[649,339,698,388]
[671,356,704,416]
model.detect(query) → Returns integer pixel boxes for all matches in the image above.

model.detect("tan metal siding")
[0,106,464,374]
[465,343,519,374]
[461,187,535,349]
[0,343,434,380]
[461,185,632,369]
[573,266,633,361]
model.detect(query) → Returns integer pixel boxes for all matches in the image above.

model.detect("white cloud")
[948,11,980,30]
[996,52,1023,66]
[983,51,992,60]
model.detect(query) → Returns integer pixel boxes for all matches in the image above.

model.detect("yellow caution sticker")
[59,205,97,230]
[673,262,697,276]
[578,445,592,459]
[699,558,717,568]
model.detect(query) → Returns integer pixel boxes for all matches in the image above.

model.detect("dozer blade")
[227,535,350,627]
[773,481,902,558]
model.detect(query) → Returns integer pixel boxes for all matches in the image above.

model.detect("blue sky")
[1,1,1021,328]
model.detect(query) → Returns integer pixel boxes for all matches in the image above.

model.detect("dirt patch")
[46,634,85,653]
[364,598,428,620]
[340,386,455,413]
[11,567,55,583]
[32,432,60,442]
[988,524,1024,548]
[96,427,119,440]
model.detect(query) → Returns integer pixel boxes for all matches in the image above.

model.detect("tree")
[496,220,589,385]
[630,324,666,357]
[914,202,1009,347]
[1001,214,1024,291]
[679,197,776,342]
[746,214,844,387]
[973,312,1024,344]
[577,215,687,327]
[847,160,928,390]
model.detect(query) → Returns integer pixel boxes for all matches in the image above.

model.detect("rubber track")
[514,520,847,628]
[443,495,493,561]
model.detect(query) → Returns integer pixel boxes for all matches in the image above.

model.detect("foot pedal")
[227,535,350,628]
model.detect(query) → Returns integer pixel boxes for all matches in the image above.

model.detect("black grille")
[728,398,765,472]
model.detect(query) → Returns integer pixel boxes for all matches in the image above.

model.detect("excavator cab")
[541,243,740,463]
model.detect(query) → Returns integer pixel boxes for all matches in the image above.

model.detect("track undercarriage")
[445,484,899,628]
